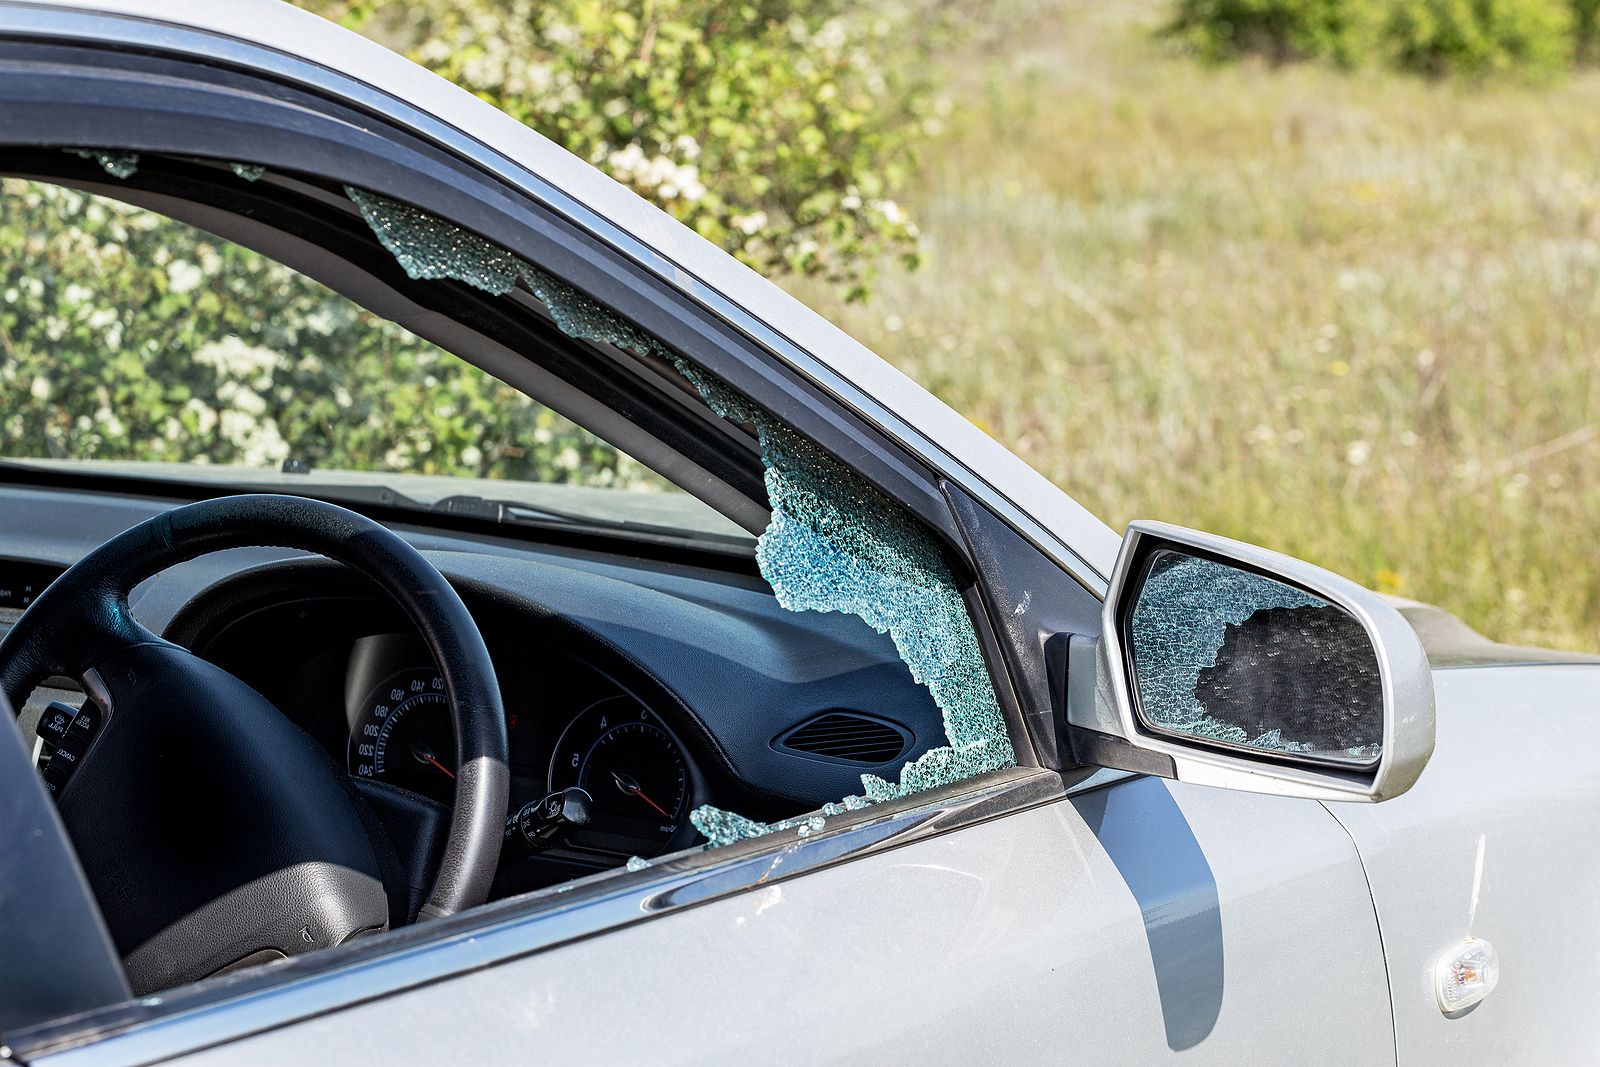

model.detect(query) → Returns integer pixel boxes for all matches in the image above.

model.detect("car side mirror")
[1067,521,1434,802]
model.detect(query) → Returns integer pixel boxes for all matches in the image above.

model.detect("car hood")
[1381,594,1600,669]
[2,458,753,542]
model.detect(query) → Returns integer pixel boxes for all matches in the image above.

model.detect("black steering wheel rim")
[0,494,509,922]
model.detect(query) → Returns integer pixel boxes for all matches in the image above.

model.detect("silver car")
[0,3,1594,1064]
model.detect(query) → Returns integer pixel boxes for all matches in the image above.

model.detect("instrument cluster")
[339,632,700,867]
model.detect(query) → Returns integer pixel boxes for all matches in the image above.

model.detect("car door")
[0,12,1405,1065]
[94,774,1385,1065]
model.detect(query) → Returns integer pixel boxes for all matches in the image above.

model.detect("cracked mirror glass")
[1127,550,1383,765]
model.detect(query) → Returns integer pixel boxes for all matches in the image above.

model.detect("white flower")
[94,407,126,439]
[232,388,267,416]
[607,143,647,178]
[219,409,255,443]
[183,398,217,435]
[459,445,483,467]
[219,410,287,467]
[29,376,51,400]
[1346,440,1371,466]
[167,260,204,294]
[194,336,281,380]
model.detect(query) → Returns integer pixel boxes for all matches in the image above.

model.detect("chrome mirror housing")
[1069,521,1435,802]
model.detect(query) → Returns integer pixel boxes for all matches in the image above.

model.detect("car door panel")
[157,776,1392,1066]
[1328,665,1600,1063]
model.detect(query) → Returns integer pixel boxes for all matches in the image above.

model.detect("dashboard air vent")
[776,712,911,765]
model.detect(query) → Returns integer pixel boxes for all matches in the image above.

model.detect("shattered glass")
[344,187,1015,848]
[345,187,528,295]
[65,148,138,180]
[687,810,830,850]
[350,185,1017,844]
[230,163,266,183]
[526,270,1015,833]
[1129,552,1383,760]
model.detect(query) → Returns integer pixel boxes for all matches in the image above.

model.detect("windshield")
[0,177,749,545]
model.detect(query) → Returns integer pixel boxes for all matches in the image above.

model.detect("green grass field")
[789,1,1600,652]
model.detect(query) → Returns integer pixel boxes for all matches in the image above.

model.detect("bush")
[1164,0,1581,77]
[1162,0,1388,66]
[1385,0,1574,76]
[2,2,945,486]
[1569,0,1600,60]
[305,0,934,302]
[0,180,648,486]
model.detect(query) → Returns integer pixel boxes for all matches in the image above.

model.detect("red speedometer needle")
[611,770,670,818]
[410,741,455,780]
[631,788,670,818]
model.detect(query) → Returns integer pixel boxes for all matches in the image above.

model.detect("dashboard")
[164,576,717,896]
[0,484,949,902]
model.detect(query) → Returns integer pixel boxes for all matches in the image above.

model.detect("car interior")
[0,147,1014,1008]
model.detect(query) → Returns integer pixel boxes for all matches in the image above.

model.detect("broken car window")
[345,186,1017,848]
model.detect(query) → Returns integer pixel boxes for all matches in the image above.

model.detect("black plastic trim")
[0,694,132,1033]
[772,711,912,766]
[942,480,1101,771]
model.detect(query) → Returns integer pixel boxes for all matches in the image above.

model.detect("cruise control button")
[64,702,98,740]
[47,737,84,769]
[40,760,70,797]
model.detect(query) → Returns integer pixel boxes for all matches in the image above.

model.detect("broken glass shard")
[689,806,827,848]
[345,187,527,294]
[65,148,138,179]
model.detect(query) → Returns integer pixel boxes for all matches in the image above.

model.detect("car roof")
[0,0,1120,589]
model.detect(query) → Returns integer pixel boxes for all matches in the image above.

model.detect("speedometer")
[548,695,689,855]
[348,667,456,804]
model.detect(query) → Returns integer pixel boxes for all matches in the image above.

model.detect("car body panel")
[1328,665,1600,1063]
[146,777,1393,1067]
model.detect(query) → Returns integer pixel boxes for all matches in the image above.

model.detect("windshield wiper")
[427,493,753,548]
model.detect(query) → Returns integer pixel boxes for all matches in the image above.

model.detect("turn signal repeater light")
[1435,938,1499,1014]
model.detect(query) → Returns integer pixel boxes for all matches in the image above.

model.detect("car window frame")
[0,25,1110,1062]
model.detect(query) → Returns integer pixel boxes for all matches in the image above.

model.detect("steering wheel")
[0,495,508,994]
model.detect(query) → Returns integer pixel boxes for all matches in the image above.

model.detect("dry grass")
[788,0,1600,651]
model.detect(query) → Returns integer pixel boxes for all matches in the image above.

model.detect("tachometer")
[348,667,456,803]
[548,696,688,855]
